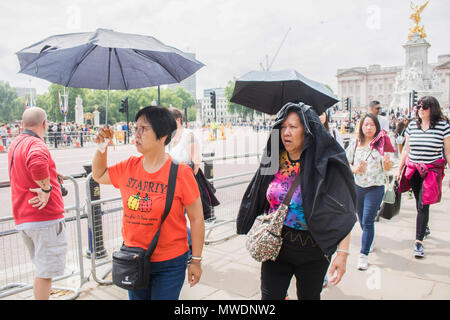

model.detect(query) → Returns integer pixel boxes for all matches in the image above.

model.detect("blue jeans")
[355,185,385,255]
[128,251,188,300]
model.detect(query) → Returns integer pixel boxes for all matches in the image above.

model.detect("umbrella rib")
[17,47,56,73]
[65,45,98,87]
[113,48,128,90]
[132,49,179,83]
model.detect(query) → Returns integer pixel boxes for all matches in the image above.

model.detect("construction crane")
[260,27,291,71]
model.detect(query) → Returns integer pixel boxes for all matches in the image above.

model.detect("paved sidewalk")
[75,169,450,300]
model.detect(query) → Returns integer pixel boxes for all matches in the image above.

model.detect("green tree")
[27,85,198,125]
[46,84,88,123]
[174,87,195,109]
[224,80,255,121]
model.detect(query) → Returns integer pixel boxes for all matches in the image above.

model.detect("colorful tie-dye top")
[266,150,308,230]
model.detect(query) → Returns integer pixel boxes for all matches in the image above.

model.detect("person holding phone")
[346,113,392,271]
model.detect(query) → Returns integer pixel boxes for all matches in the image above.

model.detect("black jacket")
[195,168,220,220]
[236,103,357,257]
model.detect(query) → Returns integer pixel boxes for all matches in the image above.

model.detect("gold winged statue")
[408,0,430,40]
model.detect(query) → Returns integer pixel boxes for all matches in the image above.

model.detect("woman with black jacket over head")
[237,103,357,300]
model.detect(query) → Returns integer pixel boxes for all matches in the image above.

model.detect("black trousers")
[409,171,430,241]
[261,227,330,300]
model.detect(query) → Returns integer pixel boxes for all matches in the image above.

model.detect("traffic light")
[119,97,128,113]
[344,97,349,110]
[412,90,418,108]
[210,91,216,109]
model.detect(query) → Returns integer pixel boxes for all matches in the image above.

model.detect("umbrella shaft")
[105,48,112,126]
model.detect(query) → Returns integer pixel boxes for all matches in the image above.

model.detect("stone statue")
[74,95,84,125]
[408,1,430,39]
[93,105,100,126]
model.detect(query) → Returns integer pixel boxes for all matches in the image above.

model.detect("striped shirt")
[405,120,450,163]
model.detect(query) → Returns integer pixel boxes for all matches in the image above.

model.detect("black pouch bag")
[112,161,178,291]
[379,180,401,220]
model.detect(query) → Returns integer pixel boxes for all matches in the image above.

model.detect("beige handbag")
[246,173,301,262]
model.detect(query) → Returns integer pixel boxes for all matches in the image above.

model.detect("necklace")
[287,152,300,164]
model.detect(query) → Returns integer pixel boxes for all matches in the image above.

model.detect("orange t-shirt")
[108,155,200,262]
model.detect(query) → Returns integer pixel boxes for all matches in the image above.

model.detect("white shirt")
[166,128,195,165]
[377,115,390,132]
[405,120,450,163]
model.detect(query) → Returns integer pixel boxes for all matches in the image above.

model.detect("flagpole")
[64,87,67,125]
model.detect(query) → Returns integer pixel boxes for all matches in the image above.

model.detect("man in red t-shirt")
[8,107,66,300]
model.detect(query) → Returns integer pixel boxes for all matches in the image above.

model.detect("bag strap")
[9,135,32,176]
[145,160,179,257]
[282,171,301,206]
[351,139,358,166]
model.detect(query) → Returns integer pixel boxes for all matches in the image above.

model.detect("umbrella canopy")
[230,69,338,116]
[16,28,204,124]
[16,28,204,90]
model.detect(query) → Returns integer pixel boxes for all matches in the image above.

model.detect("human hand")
[187,262,202,287]
[396,165,404,181]
[327,253,348,286]
[94,127,113,144]
[382,154,392,171]
[29,188,51,210]
[94,127,113,153]
[57,173,65,185]
[355,160,367,174]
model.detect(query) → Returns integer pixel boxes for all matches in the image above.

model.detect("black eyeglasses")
[416,105,429,110]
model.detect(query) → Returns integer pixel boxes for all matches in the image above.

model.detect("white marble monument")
[390,32,442,111]
[75,95,84,125]
[93,105,100,126]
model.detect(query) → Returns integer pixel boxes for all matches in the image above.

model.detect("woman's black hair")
[135,106,177,146]
[415,96,445,129]
[358,113,380,144]
[321,112,330,131]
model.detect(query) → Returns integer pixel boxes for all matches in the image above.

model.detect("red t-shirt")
[8,133,65,225]
[108,155,200,262]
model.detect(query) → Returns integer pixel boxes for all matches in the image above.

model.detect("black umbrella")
[230,69,338,115]
[16,28,204,124]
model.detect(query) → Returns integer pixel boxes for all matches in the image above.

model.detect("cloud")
[0,0,448,97]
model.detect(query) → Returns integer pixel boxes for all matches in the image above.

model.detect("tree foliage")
[0,81,23,123]
[224,80,257,121]
[0,81,197,124]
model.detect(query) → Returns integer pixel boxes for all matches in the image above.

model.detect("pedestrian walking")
[369,101,390,132]
[237,103,356,300]
[167,108,219,221]
[319,111,344,147]
[394,117,409,155]
[167,108,201,174]
[346,114,392,270]
[8,107,67,300]
[0,123,8,148]
[92,105,205,300]
[398,96,450,258]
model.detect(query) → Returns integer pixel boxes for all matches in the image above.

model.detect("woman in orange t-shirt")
[92,106,204,300]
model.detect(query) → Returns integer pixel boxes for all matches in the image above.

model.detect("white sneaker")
[357,254,369,271]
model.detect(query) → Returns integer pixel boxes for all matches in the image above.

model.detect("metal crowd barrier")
[0,153,261,292]
[0,176,89,300]
[85,153,260,285]
[1,131,132,151]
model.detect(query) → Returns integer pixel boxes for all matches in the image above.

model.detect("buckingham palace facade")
[336,54,450,111]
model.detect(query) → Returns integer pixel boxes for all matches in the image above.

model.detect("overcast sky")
[0,0,449,99]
